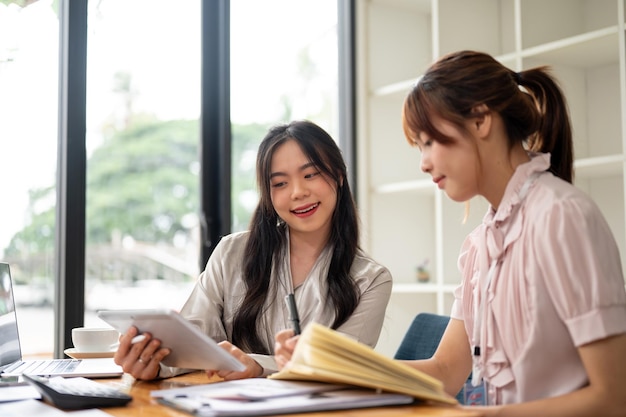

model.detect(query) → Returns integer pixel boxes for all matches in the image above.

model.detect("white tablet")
[97,309,245,372]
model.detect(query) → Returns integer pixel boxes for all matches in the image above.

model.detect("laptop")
[0,262,123,379]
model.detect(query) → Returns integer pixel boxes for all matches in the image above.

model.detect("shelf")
[359,0,626,357]
[522,27,619,68]
[392,283,457,294]
[520,0,619,50]
[575,154,624,178]
[371,27,619,99]
[373,178,434,195]
[371,50,518,98]
[369,0,430,13]
[373,154,625,195]
[372,78,416,98]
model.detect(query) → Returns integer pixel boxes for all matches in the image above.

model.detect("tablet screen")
[98,309,245,372]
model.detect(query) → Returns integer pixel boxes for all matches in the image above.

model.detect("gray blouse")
[160,230,392,377]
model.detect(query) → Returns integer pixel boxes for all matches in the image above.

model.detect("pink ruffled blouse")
[451,153,626,405]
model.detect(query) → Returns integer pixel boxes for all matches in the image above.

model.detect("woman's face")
[269,139,337,240]
[416,117,480,203]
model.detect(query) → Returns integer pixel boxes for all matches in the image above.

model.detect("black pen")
[285,293,301,335]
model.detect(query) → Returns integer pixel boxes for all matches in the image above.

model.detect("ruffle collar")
[474,152,550,388]
[487,152,550,224]
[481,152,550,261]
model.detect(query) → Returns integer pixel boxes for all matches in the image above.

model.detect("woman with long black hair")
[114,120,392,380]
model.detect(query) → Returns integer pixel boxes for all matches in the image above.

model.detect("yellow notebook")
[269,323,457,405]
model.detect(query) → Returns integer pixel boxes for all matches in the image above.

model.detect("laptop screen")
[0,263,22,370]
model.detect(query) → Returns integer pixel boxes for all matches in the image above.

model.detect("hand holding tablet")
[97,309,245,372]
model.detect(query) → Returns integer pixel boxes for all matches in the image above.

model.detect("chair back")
[393,312,466,404]
[394,312,450,361]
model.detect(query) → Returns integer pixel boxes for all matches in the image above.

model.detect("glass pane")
[0,0,340,356]
[0,1,58,357]
[84,0,201,325]
[230,0,339,231]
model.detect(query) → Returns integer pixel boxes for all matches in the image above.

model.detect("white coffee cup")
[71,327,119,352]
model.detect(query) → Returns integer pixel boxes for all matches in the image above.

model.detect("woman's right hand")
[113,325,171,380]
[274,329,299,370]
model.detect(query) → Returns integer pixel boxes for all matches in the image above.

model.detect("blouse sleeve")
[178,236,231,342]
[157,237,235,379]
[535,193,626,347]
[451,227,481,321]
[335,262,393,348]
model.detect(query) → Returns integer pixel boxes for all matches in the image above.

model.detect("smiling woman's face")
[269,139,337,241]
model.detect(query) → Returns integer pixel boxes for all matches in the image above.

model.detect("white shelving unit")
[356,0,626,356]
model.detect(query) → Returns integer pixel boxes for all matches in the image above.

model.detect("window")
[83,0,201,321]
[230,0,340,231]
[0,0,347,357]
[0,0,58,356]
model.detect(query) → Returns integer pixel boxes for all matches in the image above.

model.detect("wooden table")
[95,372,482,417]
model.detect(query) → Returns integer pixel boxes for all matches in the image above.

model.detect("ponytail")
[402,51,574,183]
[516,68,574,182]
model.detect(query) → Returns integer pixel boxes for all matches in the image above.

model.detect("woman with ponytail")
[396,50,626,415]
[277,50,626,415]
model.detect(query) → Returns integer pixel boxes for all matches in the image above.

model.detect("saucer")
[64,348,116,359]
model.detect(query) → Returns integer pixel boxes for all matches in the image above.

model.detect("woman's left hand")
[274,329,299,370]
[205,341,263,380]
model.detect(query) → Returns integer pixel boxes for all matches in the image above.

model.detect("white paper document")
[151,378,414,416]
[0,384,41,402]
[0,399,115,416]
[0,399,65,417]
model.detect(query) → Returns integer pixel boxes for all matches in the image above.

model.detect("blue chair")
[393,312,466,404]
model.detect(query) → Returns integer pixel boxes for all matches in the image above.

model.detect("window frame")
[54,0,355,357]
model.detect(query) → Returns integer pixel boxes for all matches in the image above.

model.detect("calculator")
[22,374,132,409]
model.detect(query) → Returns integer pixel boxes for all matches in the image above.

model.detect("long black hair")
[231,120,361,354]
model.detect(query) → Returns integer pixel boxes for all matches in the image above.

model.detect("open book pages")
[269,322,457,405]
